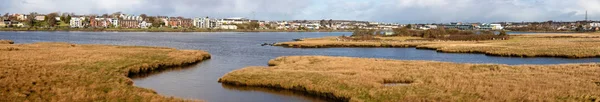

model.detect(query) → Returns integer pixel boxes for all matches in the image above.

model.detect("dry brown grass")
[274,33,600,58]
[0,42,211,102]
[219,56,600,102]
[0,40,14,44]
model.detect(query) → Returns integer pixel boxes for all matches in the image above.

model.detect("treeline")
[351,27,509,41]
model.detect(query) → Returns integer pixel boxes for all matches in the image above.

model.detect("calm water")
[1,31,599,102]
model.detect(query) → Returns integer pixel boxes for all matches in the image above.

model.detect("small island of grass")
[0,42,210,101]
[275,29,600,58]
[219,56,600,101]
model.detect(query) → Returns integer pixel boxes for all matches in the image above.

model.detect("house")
[219,17,250,24]
[12,14,27,21]
[34,15,46,21]
[119,20,139,28]
[219,25,238,29]
[168,17,182,27]
[181,19,193,28]
[0,20,7,27]
[139,21,152,29]
[109,18,119,27]
[90,17,111,28]
[70,17,85,28]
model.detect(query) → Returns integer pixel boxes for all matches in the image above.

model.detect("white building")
[219,17,250,24]
[590,23,600,27]
[194,17,217,28]
[139,21,152,29]
[119,14,143,21]
[490,24,503,30]
[109,18,119,27]
[70,17,85,28]
[34,15,45,21]
[219,25,238,29]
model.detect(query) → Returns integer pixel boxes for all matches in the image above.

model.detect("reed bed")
[274,33,600,58]
[219,56,600,102]
[0,42,210,101]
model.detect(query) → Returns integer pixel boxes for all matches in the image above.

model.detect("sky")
[1,0,599,23]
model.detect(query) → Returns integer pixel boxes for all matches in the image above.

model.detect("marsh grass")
[0,40,14,44]
[274,33,600,58]
[0,42,210,101]
[219,56,600,102]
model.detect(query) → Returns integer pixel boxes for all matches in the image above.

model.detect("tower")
[586,10,588,21]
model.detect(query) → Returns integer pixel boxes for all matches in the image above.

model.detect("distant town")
[1,12,599,32]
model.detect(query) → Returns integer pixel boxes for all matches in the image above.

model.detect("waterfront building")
[70,17,85,28]
[443,23,474,30]
[119,20,139,28]
[139,21,152,29]
[194,17,218,28]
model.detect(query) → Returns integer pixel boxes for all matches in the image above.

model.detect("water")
[1,31,599,102]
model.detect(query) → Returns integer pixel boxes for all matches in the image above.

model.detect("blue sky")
[1,0,599,23]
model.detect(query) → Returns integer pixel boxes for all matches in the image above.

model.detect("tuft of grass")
[219,56,600,102]
[274,33,600,58]
[0,42,210,101]
[0,40,14,44]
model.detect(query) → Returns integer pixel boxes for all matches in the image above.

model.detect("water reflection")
[221,84,331,102]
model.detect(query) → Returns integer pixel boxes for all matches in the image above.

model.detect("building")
[119,20,139,28]
[90,17,111,28]
[219,17,250,24]
[194,17,218,28]
[181,19,193,28]
[443,23,474,30]
[0,20,7,27]
[70,17,85,28]
[479,23,504,30]
[34,15,45,21]
[139,21,152,29]
[109,18,119,27]
[168,17,182,27]
[590,22,600,27]
[219,25,238,29]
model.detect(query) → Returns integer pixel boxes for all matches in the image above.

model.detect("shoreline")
[219,56,600,101]
[0,28,352,33]
[0,42,210,101]
[273,33,600,58]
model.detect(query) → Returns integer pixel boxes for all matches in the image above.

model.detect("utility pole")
[585,10,588,21]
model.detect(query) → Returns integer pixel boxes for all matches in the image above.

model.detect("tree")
[328,19,333,27]
[405,24,413,29]
[63,15,71,24]
[139,14,147,20]
[26,12,37,28]
[46,12,59,27]
[499,30,508,36]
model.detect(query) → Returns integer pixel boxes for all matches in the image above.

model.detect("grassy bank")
[274,33,600,58]
[0,27,351,32]
[219,56,600,101]
[0,42,211,101]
